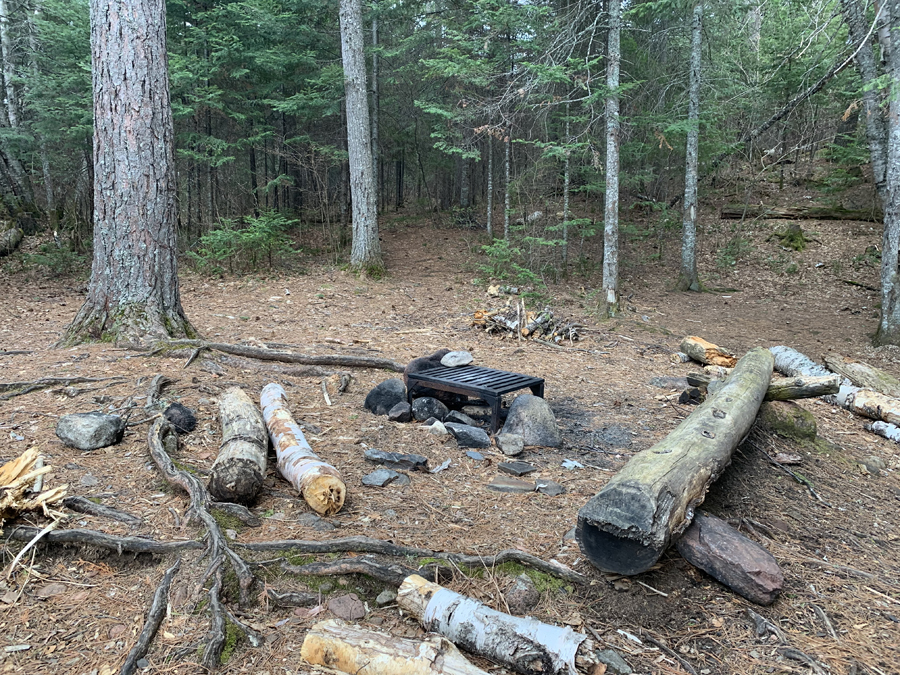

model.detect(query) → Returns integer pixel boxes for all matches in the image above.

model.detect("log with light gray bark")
[822,353,900,398]
[686,371,840,401]
[577,347,774,575]
[208,387,269,504]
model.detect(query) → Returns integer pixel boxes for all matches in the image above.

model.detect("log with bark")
[680,336,737,367]
[686,371,840,401]
[720,204,882,222]
[301,618,492,675]
[822,353,900,398]
[208,387,269,504]
[577,347,773,575]
[397,574,598,675]
[260,383,346,515]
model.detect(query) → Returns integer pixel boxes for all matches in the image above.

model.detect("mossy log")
[686,371,840,401]
[822,354,900,398]
[0,227,23,256]
[680,336,737,367]
[208,387,268,504]
[577,347,773,575]
[720,204,882,222]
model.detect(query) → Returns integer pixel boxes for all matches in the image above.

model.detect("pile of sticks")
[472,303,581,343]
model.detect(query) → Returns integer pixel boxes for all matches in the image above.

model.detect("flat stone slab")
[364,448,428,471]
[536,479,566,496]
[362,469,401,487]
[466,451,485,461]
[498,461,536,477]
[445,410,478,426]
[56,412,125,451]
[444,422,491,448]
[486,476,535,494]
[495,433,524,456]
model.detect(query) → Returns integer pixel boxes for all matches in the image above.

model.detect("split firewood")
[0,448,66,531]
[473,306,580,343]
[302,619,492,675]
[680,336,737,367]
[686,371,840,401]
[260,383,346,515]
[208,387,269,504]
[577,347,773,575]
[822,353,900,398]
[397,574,598,675]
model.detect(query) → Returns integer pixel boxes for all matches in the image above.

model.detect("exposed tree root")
[152,338,406,372]
[120,557,181,675]
[279,556,418,586]
[265,588,320,608]
[61,496,142,526]
[0,376,126,400]
[5,526,202,554]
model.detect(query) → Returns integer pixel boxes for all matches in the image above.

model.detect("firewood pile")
[472,303,582,343]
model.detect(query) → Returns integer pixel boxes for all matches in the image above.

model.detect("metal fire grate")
[406,365,545,433]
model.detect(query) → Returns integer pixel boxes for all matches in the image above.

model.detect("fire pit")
[406,365,545,433]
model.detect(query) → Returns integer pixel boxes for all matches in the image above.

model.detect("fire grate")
[406,365,545,433]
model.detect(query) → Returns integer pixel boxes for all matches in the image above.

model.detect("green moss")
[211,508,245,533]
[220,619,242,664]
[757,401,817,442]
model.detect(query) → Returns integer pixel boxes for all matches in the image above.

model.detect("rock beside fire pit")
[441,350,473,367]
[364,379,407,416]
[444,422,491,449]
[500,395,561,447]
[412,397,449,422]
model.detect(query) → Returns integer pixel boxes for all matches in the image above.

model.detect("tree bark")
[720,203,882,222]
[60,0,193,347]
[340,0,382,273]
[602,0,621,316]
[823,353,900,397]
[208,387,268,505]
[562,105,570,273]
[577,347,773,575]
[0,0,19,128]
[686,371,840,401]
[486,135,493,238]
[678,2,702,292]
[504,128,511,240]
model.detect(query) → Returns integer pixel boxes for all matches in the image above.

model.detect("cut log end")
[575,517,661,575]
[208,459,264,505]
[304,474,346,516]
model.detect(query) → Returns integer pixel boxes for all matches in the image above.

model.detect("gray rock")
[80,474,99,487]
[328,593,366,620]
[136,658,150,670]
[56,412,125,451]
[445,410,478,426]
[536,480,566,496]
[441,350,473,367]
[405,349,464,406]
[296,512,336,532]
[445,422,491,448]
[649,376,689,390]
[862,455,887,474]
[461,404,491,421]
[375,589,397,606]
[495,433,524,456]
[364,448,428,471]
[499,461,536,477]
[364,379,407,416]
[486,476,535,494]
[387,401,412,423]
[393,473,411,486]
[412,397,449,422]
[596,649,632,675]
[500,395,561,448]
[563,527,576,542]
[504,574,540,615]
[362,469,402,487]
[466,451,485,461]
[427,421,449,437]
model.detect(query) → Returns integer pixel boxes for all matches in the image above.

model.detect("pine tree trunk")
[562,105,570,274]
[486,136,493,238]
[459,158,469,208]
[371,9,379,210]
[26,2,54,223]
[504,128,511,240]
[340,0,382,273]
[0,0,34,211]
[602,0,621,316]
[0,0,18,128]
[678,2,702,292]
[60,0,193,347]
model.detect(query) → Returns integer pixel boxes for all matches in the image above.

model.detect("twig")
[810,604,838,640]
[777,647,828,675]
[5,520,60,580]
[635,579,669,597]
[119,557,182,675]
[183,348,202,369]
[757,447,832,506]
[6,526,202,554]
[62,496,142,526]
[746,608,787,643]
[641,632,697,675]
[321,380,332,406]
[0,376,126,400]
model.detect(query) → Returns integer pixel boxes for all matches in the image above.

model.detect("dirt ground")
[0,182,899,675]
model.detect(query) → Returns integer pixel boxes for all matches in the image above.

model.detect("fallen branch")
[5,526,201,554]
[280,556,417,586]
[120,558,181,675]
[62,496,142,526]
[155,339,405,372]
[686,372,840,401]
[680,336,737,367]
[720,204,882,223]
[823,353,900,398]
[0,376,126,400]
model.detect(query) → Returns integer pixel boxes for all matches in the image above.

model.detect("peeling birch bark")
[260,383,346,515]
[208,387,268,504]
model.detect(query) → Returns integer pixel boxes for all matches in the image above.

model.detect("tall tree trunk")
[603,0,621,316]
[678,2,702,292]
[371,7,379,212]
[503,128,511,240]
[340,0,382,273]
[460,158,469,208]
[0,0,19,128]
[25,2,55,224]
[0,0,34,212]
[562,105,570,274]
[486,136,493,238]
[60,0,193,347]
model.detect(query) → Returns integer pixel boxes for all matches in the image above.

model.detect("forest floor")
[0,171,898,675]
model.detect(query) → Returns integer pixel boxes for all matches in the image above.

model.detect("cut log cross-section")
[680,336,737,367]
[260,383,346,516]
[208,387,269,505]
[577,347,774,575]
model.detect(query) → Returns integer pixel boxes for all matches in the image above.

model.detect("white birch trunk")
[340,0,382,272]
[486,136,493,238]
[678,2,702,292]
[602,0,621,316]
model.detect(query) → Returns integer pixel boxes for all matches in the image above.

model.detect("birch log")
[822,353,900,398]
[577,347,773,575]
[260,383,346,515]
[680,336,737,367]
[397,574,596,675]
[301,619,491,675]
[208,387,268,504]
[686,372,840,401]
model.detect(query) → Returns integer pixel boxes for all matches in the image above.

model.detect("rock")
[444,410,478,426]
[362,469,402,487]
[387,401,412,423]
[441,350,474,367]
[427,421,449,437]
[393,473,411,486]
[536,479,566,496]
[563,527,576,541]
[861,455,887,475]
[364,448,428,471]
[486,476,535,494]
[375,589,397,606]
[679,387,704,405]
[364,379,407,416]
[297,513,336,532]
[328,593,366,620]
[461,404,491,421]
[499,461,536,477]
[466,451,485,461]
[444,422,491,448]
[596,649,633,675]
[136,658,150,670]
[80,474,99,487]
[676,512,784,606]
[561,459,583,470]
[55,412,125,451]
[757,401,817,442]
[405,349,464,406]
[163,402,197,434]
[504,574,540,615]
[495,433,524,456]
[500,395,561,448]
[412,397,449,422]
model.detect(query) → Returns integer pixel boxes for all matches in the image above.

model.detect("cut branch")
[120,557,181,675]
[686,372,840,401]
[208,387,268,504]
[822,354,900,398]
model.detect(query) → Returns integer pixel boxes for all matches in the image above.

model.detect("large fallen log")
[397,574,597,675]
[720,204,882,222]
[302,619,491,675]
[822,353,900,398]
[260,383,346,515]
[577,347,773,575]
[686,372,840,401]
[680,336,737,367]
[208,387,268,504]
